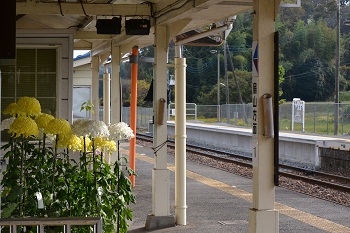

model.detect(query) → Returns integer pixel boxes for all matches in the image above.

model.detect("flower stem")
[50,135,59,210]
[92,138,97,209]
[42,133,46,165]
[20,139,24,217]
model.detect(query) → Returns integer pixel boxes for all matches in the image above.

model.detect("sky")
[73,50,90,59]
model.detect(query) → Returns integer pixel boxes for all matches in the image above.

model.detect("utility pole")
[226,42,248,124]
[210,49,221,122]
[223,41,230,124]
[226,42,243,104]
[334,0,340,135]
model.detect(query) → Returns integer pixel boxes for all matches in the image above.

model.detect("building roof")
[74,51,91,61]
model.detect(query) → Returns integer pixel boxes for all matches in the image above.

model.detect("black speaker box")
[96,17,122,34]
[0,0,16,60]
[125,19,150,35]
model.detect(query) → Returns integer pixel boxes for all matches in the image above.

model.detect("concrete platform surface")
[122,142,350,233]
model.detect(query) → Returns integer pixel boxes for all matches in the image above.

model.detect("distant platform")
[164,121,350,171]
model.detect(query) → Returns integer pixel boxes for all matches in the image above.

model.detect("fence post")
[235,105,238,126]
[228,104,231,124]
[341,103,344,135]
[65,224,71,233]
[291,102,294,131]
[11,225,17,233]
[327,109,329,135]
[313,104,316,133]
[195,104,197,121]
[217,105,221,122]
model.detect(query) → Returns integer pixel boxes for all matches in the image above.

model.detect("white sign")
[292,98,305,132]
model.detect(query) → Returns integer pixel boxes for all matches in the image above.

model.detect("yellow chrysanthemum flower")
[57,132,73,149]
[45,118,72,136]
[16,97,42,117]
[93,136,106,150]
[80,136,93,152]
[67,134,82,151]
[9,116,39,138]
[35,113,55,129]
[104,140,117,153]
[3,103,18,116]
[92,137,116,152]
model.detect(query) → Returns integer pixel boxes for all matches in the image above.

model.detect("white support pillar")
[91,55,100,120]
[248,0,279,233]
[103,72,111,125]
[174,45,187,226]
[111,46,121,124]
[145,24,174,230]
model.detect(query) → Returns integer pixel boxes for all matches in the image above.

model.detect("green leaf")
[2,203,17,218]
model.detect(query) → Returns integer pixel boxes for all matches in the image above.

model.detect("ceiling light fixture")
[96,17,121,34]
[125,17,150,35]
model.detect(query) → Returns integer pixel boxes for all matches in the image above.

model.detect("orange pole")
[129,46,138,187]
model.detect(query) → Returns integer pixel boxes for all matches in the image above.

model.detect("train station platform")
[122,142,350,233]
[166,121,350,170]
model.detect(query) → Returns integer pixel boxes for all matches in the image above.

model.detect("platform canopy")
[15,0,255,55]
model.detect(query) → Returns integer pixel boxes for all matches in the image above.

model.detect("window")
[1,48,57,140]
[73,86,91,120]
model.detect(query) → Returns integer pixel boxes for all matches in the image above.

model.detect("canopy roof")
[16,0,253,55]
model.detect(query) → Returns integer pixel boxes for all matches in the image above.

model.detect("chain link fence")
[105,102,350,135]
[217,103,350,135]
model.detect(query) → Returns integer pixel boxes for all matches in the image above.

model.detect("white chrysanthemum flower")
[72,119,109,138]
[1,117,15,131]
[71,119,91,137]
[109,122,134,141]
[89,120,109,138]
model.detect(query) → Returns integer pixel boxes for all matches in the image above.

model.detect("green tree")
[280,19,336,101]
[196,70,252,105]
[279,65,286,104]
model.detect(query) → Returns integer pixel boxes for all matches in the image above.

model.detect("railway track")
[137,133,350,198]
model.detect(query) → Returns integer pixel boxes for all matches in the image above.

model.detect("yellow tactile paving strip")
[123,149,350,233]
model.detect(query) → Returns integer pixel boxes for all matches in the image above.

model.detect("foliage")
[137,80,151,107]
[80,100,94,115]
[280,19,337,101]
[120,46,154,107]
[279,65,286,104]
[195,70,252,105]
[339,91,350,102]
[1,97,135,233]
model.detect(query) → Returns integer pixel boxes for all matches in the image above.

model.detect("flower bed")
[1,97,135,233]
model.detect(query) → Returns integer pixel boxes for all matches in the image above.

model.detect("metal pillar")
[248,0,279,232]
[223,41,230,124]
[129,46,138,187]
[111,46,121,124]
[334,0,340,135]
[174,45,187,226]
[217,50,221,122]
[91,55,99,120]
[103,72,110,125]
[145,24,174,230]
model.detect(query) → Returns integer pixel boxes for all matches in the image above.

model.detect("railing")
[0,217,102,233]
[167,103,197,120]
